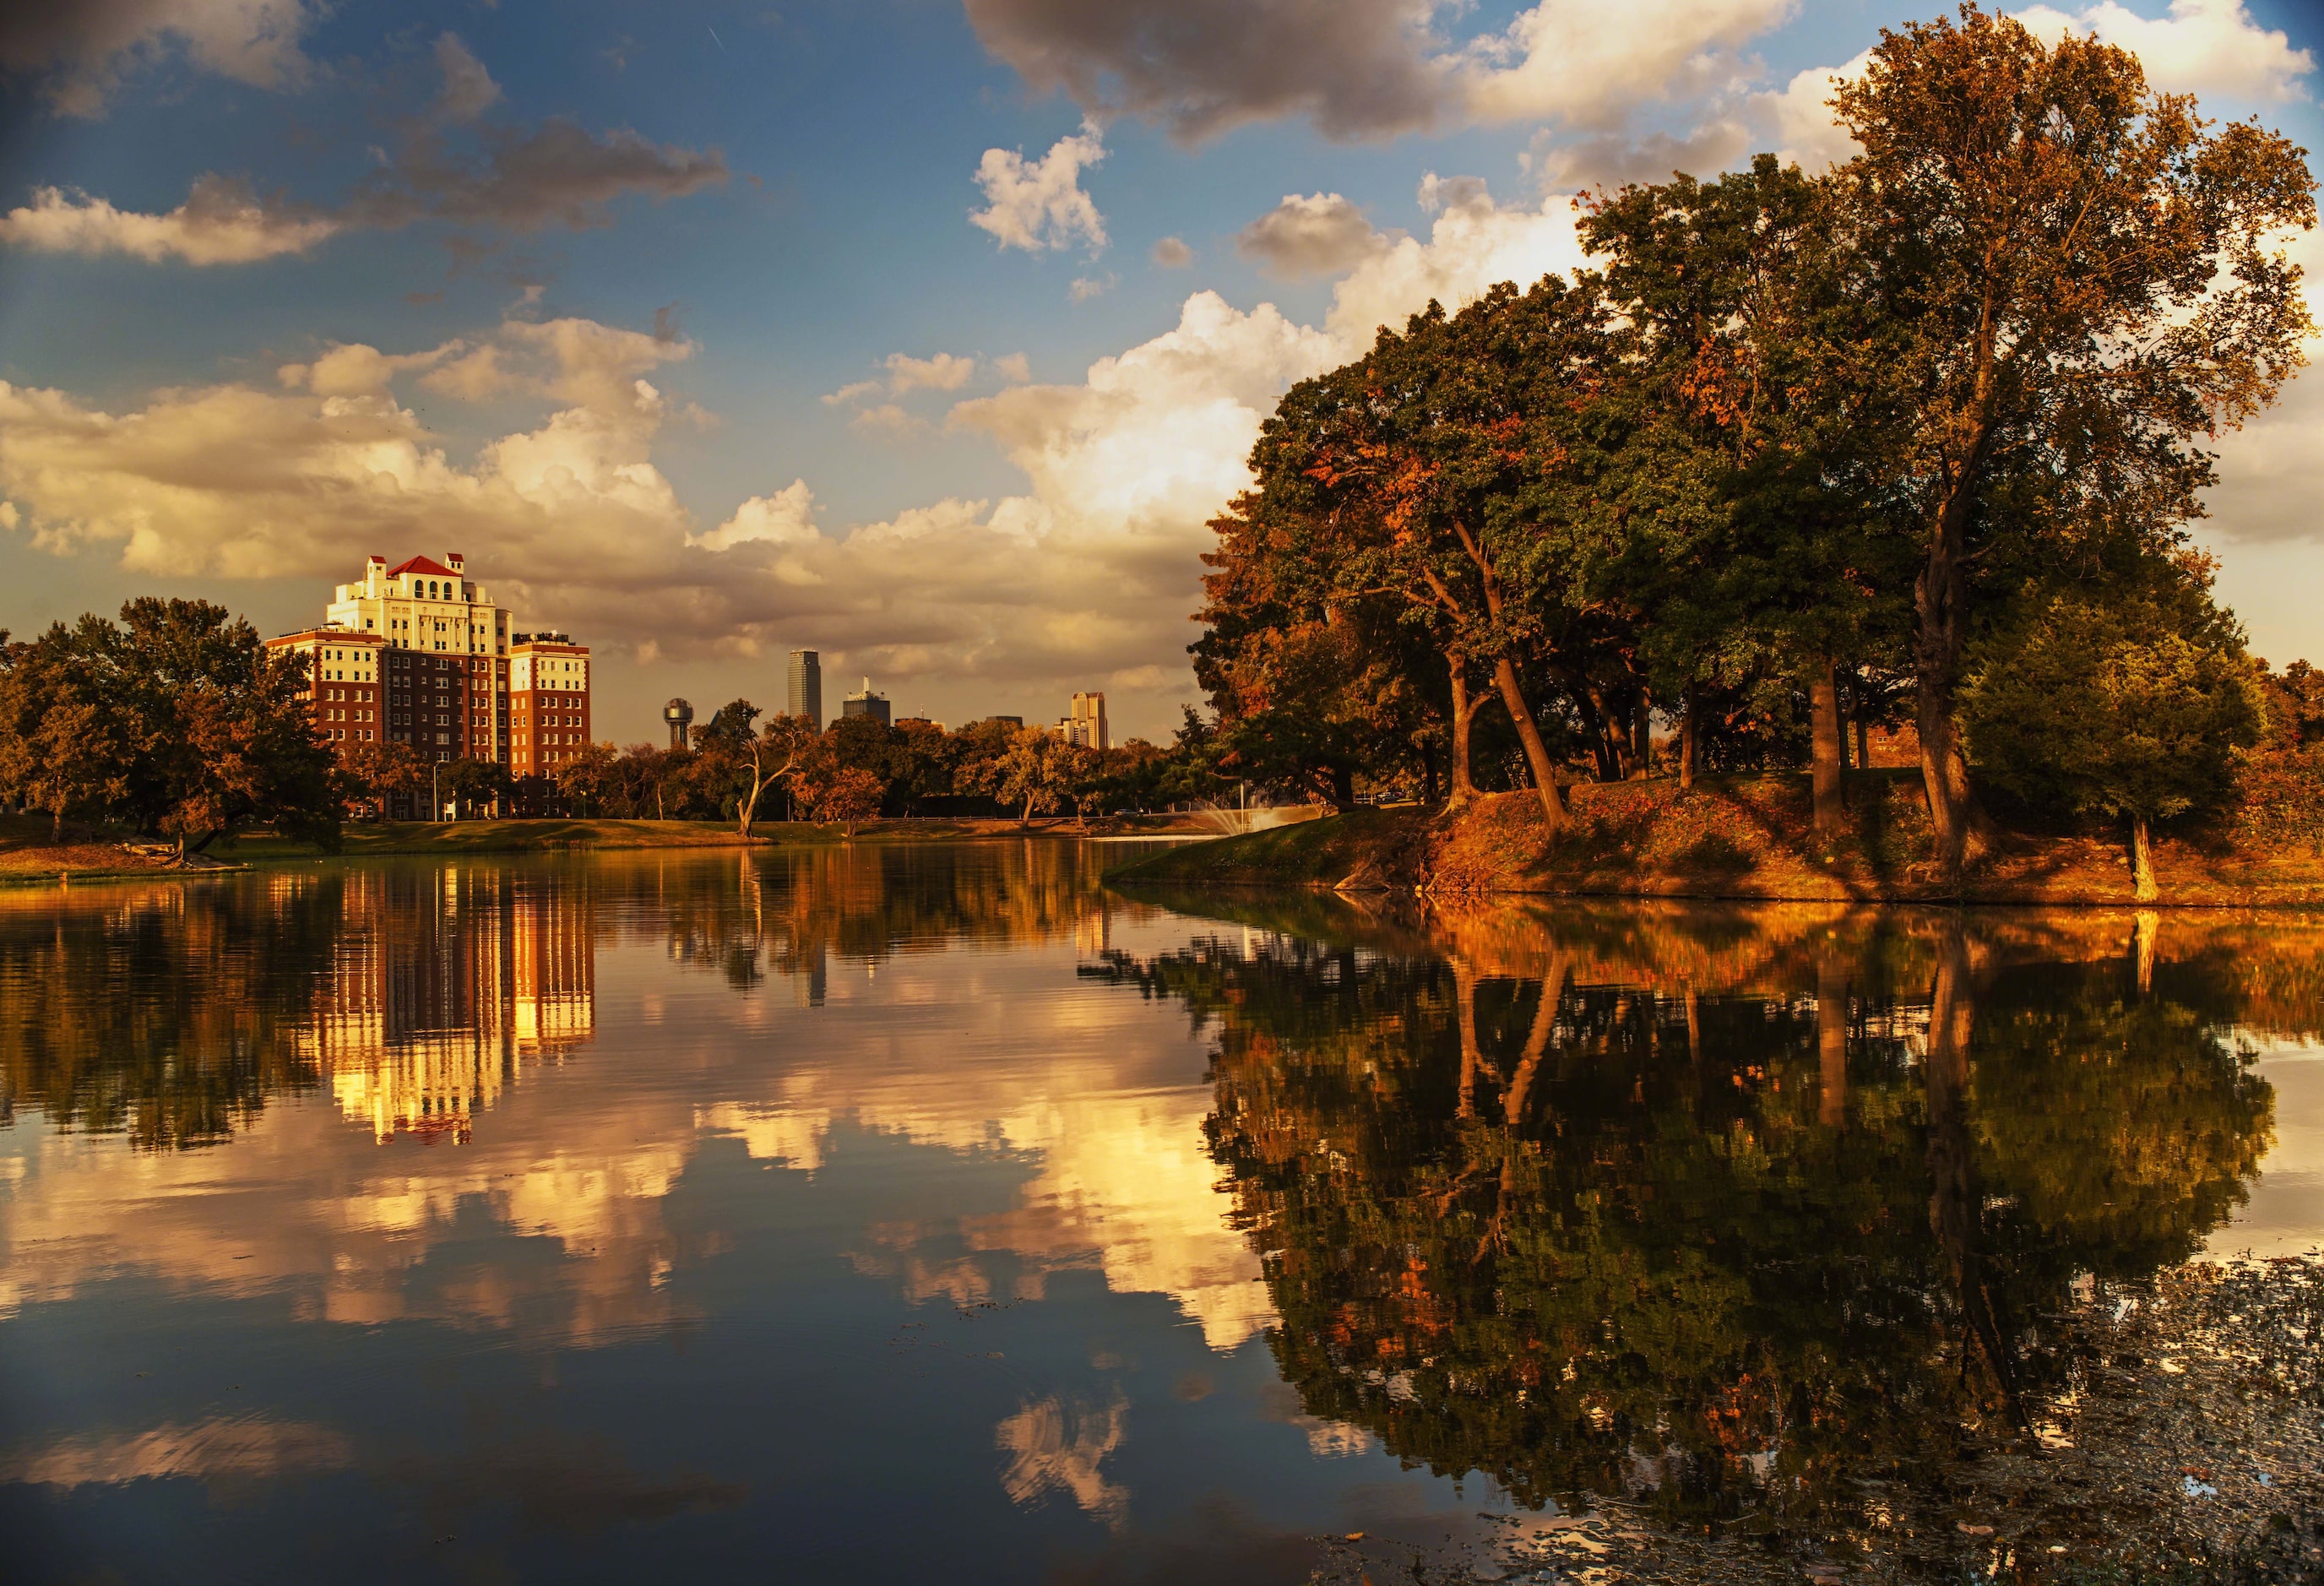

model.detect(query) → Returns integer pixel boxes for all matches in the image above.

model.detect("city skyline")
[1,0,2321,742]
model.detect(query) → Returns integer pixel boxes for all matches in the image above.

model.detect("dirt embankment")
[1111,772,2324,905]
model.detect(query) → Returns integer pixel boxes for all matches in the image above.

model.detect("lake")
[3,840,2320,1583]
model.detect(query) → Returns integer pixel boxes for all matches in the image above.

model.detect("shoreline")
[0,813,1220,887]
[1106,779,2324,908]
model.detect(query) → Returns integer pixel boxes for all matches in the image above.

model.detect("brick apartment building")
[269,553,591,813]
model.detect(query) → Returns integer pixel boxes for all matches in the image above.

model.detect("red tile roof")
[386,555,458,578]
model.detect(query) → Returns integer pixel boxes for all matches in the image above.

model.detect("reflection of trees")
[1094,907,2289,1534]
[0,881,339,1149]
[653,840,1161,997]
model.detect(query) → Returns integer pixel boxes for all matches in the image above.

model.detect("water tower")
[663,698,693,749]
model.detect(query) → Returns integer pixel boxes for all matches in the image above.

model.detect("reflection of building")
[1054,692,1108,751]
[293,869,598,1143]
[843,676,890,727]
[789,649,823,729]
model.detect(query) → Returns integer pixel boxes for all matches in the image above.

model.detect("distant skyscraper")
[788,649,822,727]
[843,676,891,727]
[1056,691,1109,751]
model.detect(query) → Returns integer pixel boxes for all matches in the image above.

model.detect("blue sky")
[1,0,2319,741]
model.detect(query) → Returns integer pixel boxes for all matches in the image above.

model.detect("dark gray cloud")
[1235,193,1387,280]
[1522,121,1752,193]
[358,118,728,232]
[0,0,317,117]
[963,0,1451,143]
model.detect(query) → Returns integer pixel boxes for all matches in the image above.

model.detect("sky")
[0,0,2319,744]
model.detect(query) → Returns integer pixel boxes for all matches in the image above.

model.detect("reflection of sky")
[0,861,1466,1582]
[7,862,2323,1582]
[2212,1040,2324,1259]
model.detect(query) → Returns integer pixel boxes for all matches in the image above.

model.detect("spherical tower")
[663,698,694,750]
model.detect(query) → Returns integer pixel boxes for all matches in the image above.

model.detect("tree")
[688,701,815,837]
[111,599,339,856]
[0,622,133,839]
[339,739,426,819]
[1581,157,1906,823]
[799,763,884,837]
[1962,578,2262,899]
[552,741,620,816]
[1831,5,2316,876]
[443,756,513,818]
[972,725,1078,827]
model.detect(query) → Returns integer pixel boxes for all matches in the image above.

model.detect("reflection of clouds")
[0,1104,692,1345]
[725,1073,1271,1349]
[0,861,1273,1361]
[995,1389,1131,1531]
[694,1101,831,1176]
[0,1415,354,1487]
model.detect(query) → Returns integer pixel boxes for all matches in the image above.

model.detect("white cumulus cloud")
[0,177,339,265]
[969,124,1108,253]
[2013,0,2314,101]
[0,184,1610,717]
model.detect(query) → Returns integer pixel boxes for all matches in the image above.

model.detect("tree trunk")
[1492,658,1565,833]
[2131,813,2158,902]
[1447,658,1482,807]
[1854,711,1870,771]
[1915,485,1994,879]
[1629,691,1650,780]
[1581,682,1623,781]
[1810,655,1844,835]
[736,769,763,840]
[1679,685,1697,792]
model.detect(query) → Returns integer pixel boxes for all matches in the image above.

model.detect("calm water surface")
[2,841,2320,1583]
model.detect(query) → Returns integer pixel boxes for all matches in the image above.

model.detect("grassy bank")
[1110,772,2324,905]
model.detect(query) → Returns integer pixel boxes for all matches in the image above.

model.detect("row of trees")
[0,600,341,855]
[0,599,1231,846]
[544,705,1213,835]
[1193,6,2318,892]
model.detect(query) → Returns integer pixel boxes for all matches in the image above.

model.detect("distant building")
[842,676,891,727]
[894,716,945,732]
[663,698,694,750]
[1055,691,1109,751]
[789,649,823,728]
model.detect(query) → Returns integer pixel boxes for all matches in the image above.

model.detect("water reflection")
[0,854,2317,1583]
[1092,898,2293,1540]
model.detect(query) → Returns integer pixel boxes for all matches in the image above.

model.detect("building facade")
[789,649,823,727]
[271,629,389,751]
[508,636,593,777]
[1056,691,1109,751]
[328,552,510,656]
[842,676,890,727]
[269,553,589,798]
